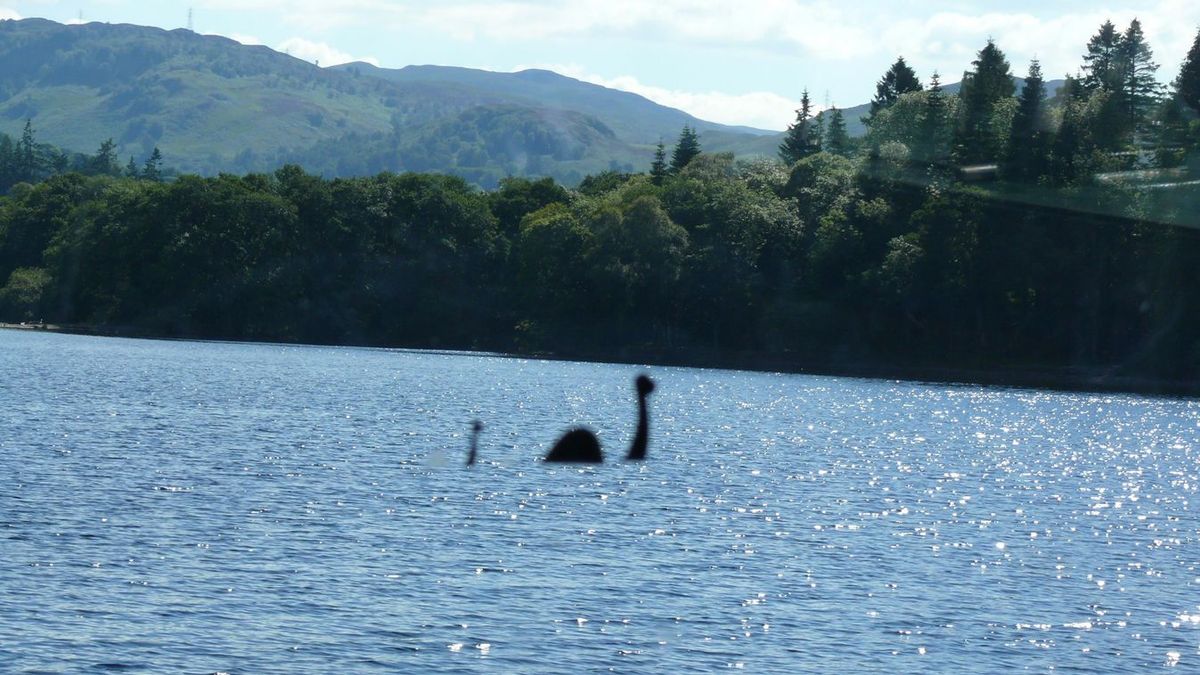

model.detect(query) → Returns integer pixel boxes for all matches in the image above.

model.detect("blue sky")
[1,1,1197,130]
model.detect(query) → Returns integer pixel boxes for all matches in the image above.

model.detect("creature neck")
[626,394,649,461]
[467,431,479,466]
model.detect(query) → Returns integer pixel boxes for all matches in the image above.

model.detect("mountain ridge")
[0,17,781,186]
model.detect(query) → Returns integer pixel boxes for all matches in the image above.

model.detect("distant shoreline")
[4,322,1197,399]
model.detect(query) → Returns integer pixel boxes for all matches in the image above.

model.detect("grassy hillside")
[0,18,782,186]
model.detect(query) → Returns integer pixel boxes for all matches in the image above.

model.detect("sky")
[1,1,1198,130]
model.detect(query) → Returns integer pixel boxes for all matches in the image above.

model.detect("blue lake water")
[1,328,1198,673]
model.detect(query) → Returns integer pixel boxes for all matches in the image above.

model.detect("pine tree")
[126,155,139,178]
[18,119,36,182]
[1118,19,1163,128]
[91,138,119,176]
[142,147,163,182]
[865,57,922,127]
[915,71,951,164]
[670,125,701,172]
[779,89,820,164]
[824,107,850,156]
[955,40,1015,164]
[1006,60,1049,181]
[1178,27,1200,115]
[1082,20,1123,92]
[0,134,15,190]
[1049,75,1096,185]
[650,140,668,185]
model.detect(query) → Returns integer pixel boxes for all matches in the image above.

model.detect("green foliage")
[779,90,821,165]
[866,57,923,127]
[1179,28,1200,115]
[650,140,668,185]
[1119,19,1163,128]
[956,40,1015,164]
[867,90,960,162]
[0,266,50,320]
[824,108,851,157]
[1083,21,1123,93]
[670,125,701,173]
[141,147,163,182]
[1005,60,1050,182]
[489,176,570,237]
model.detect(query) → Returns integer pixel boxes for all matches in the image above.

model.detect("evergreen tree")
[824,107,850,156]
[915,71,951,164]
[866,57,923,127]
[0,134,15,190]
[126,155,139,178]
[90,138,119,176]
[670,125,701,172]
[1118,19,1163,128]
[650,140,668,185]
[779,89,821,164]
[955,39,1015,164]
[1006,60,1049,181]
[142,147,163,182]
[18,119,36,182]
[1049,75,1095,185]
[1178,27,1200,115]
[1082,20,1123,92]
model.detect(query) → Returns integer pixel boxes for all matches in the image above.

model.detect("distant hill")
[0,18,780,186]
[0,18,1073,185]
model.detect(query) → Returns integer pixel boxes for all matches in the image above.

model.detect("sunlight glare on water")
[1,330,1198,672]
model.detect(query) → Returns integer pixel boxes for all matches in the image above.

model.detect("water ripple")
[1,330,1198,672]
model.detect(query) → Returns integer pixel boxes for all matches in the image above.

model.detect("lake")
[1,329,1198,673]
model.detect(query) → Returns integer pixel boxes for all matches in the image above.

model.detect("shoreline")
[3,322,1197,399]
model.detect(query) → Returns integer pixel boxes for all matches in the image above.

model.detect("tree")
[1082,20,1123,92]
[1118,19,1163,129]
[824,107,850,156]
[0,134,16,190]
[670,125,701,172]
[1178,27,1200,115]
[866,57,923,127]
[489,176,571,238]
[1006,60,1049,181]
[90,138,120,176]
[650,139,668,185]
[779,89,821,164]
[915,71,951,164]
[126,155,139,178]
[955,39,1015,164]
[142,147,163,182]
[17,119,36,182]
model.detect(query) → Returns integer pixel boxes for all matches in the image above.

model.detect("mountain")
[0,18,1074,186]
[0,18,780,187]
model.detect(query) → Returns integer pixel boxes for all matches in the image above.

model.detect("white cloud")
[880,9,1200,83]
[419,0,877,58]
[197,0,412,31]
[187,1,1200,84]
[276,37,379,67]
[514,63,802,130]
[0,7,21,21]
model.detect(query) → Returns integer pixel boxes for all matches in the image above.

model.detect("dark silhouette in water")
[544,375,655,463]
[466,420,482,466]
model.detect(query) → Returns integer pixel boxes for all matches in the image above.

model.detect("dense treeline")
[0,121,169,193]
[2,23,1200,389]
